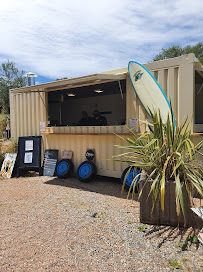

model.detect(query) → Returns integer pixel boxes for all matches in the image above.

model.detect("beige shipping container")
[10,54,203,178]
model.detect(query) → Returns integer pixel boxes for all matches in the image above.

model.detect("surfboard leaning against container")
[128,61,175,125]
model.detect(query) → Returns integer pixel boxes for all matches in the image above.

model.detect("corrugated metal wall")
[10,91,47,139]
[44,134,129,178]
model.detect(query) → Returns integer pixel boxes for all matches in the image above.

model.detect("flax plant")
[115,109,203,220]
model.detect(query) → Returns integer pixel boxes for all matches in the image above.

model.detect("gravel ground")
[0,175,202,272]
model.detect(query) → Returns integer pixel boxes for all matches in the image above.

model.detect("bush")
[3,139,18,153]
[0,139,18,167]
[0,114,7,138]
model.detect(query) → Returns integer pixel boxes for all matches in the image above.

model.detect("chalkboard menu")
[17,136,42,177]
[43,149,58,177]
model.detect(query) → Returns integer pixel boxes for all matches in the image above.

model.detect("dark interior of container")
[48,79,126,126]
[195,71,203,126]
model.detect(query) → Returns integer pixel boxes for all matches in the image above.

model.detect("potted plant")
[115,109,203,226]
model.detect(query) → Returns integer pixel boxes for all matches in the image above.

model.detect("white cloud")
[0,0,202,79]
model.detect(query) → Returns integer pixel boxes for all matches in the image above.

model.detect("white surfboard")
[128,61,175,125]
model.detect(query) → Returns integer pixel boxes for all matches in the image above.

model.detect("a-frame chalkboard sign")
[43,149,58,177]
[17,136,42,177]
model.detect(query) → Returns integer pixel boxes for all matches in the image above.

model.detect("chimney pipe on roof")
[23,72,38,86]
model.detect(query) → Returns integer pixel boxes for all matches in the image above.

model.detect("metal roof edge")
[10,54,201,93]
[144,53,196,70]
[10,72,127,93]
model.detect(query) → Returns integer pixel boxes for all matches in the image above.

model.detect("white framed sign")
[129,118,139,132]
[25,140,33,151]
[24,152,33,163]
[40,121,45,132]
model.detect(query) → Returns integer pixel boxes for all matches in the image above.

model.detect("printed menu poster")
[24,152,33,163]
[129,118,139,132]
[40,121,45,132]
[25,140,33,151]
[0,153,17,178]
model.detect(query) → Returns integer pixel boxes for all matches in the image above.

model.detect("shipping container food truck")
[9,54,203,180]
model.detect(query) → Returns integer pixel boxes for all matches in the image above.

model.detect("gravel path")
[0,176,202,271]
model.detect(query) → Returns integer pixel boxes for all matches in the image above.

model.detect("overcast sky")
[0,0,202,83]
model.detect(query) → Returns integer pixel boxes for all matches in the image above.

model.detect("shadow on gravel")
[145,225,200,249]
[44,175,139,200]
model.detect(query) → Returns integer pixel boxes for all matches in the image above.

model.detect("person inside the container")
[91,110,107,126]
[78,111,92,126]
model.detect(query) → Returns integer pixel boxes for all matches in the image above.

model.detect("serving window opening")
[48,80,126,127]
[194,71,203,132]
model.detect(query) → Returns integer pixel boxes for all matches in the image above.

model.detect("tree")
[153,43,203,64]
[0,60,26,113]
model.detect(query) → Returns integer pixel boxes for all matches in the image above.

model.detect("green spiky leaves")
[115,109,203,222]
